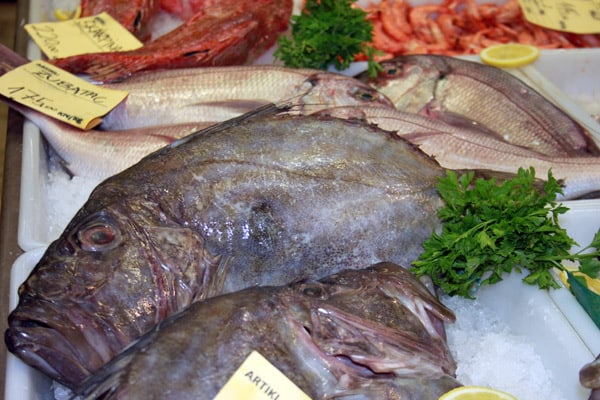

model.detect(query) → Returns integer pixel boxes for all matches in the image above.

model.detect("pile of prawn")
[359,0,600,58]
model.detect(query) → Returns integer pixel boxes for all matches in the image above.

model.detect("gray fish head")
[284,262,457,380]
[5,196,217,388]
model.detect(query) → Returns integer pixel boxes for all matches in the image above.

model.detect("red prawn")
[359,0,600,59]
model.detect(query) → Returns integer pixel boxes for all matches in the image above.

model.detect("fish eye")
[352,89,378,102]
[302,285,327,298]
[358,91,374,101]
[133,11,143,31]
[306,76,318,87]
[77,218,122,252]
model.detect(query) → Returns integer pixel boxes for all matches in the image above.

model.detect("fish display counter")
[0,1,32,397]
[2,0,600,399]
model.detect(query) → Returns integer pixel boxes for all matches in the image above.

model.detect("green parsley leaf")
[410,167,600,299]
[274,0,381,76]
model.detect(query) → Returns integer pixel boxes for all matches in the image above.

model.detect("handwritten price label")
[214,351,312,400]
[519,0,600,33]
[24,12,143,59]
[0,61,128,130]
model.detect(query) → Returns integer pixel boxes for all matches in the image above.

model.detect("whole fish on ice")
[1,43,392,130]
[319,106,600,199]
[100,65,394,131]
[5,108,445,388]
[74,263,460,399]
[357,54,600,156]
[0,43,393,178]
[51,0,294,82]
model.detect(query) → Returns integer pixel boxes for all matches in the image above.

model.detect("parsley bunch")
[274,0,381,76]
[411,167,600,299]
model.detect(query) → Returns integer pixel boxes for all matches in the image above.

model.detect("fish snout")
[5,300,120,388]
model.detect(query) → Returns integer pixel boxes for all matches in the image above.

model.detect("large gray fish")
[5,108,445,388]
[0,43,393,178]
[318,106,600,200]
[357,54,599,157]
[74,263,460,400]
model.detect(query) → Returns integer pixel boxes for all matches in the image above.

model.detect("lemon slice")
[439,385,518,400]
[54,6,82,21]
[480,43,540,68]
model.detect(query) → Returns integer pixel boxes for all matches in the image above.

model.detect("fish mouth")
[5,299,124,388]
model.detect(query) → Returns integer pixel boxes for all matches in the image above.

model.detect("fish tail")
[51,53,101,76]
[85,56,150,83]
[0,43,29,76]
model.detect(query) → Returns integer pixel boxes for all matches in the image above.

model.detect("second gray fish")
[74,263,460,400]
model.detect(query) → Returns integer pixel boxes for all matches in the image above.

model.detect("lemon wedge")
[480,43,540,68]
[439,385,518,400]
[54,6,82,21]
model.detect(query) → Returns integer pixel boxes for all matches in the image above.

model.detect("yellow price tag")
[214,351,312,400]
[24,12,143,59]
[519,0,600,34]
[0,60,128,130]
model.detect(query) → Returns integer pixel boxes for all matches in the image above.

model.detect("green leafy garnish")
[410,167,600,299]
[577,228,600,278]
[274,0,381,76]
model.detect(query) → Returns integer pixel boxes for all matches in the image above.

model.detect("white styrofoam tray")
[8,0,600,398]
[535,49,600,118]
[6,200,600,399]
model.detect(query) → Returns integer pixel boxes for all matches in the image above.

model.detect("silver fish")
[0,43,393,131]
[0,44,393,179]
[100,65,394,130]
[74,263,460,400]
[357,54,599,157]
[319,106,600,200]
[7,100,212,179]
[5,108,445,388]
